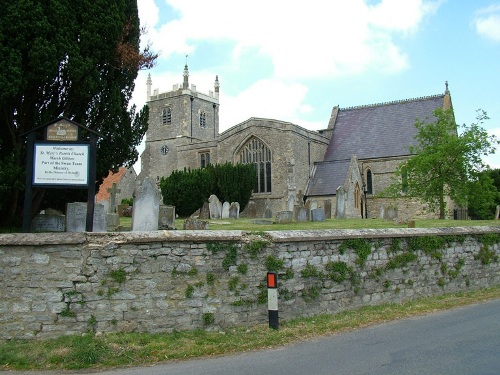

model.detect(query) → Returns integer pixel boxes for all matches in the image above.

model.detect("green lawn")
[118,217,499,232]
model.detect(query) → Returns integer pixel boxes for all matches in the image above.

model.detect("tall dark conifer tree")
[0,0,156,226]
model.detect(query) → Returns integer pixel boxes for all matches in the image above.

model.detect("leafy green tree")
[392,108,498,219]
[160,163,256,217]
[0,0,156,227]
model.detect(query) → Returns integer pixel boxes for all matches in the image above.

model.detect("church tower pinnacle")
[146,73,152,101]
[183,57,189,89]
[214,75,220,99]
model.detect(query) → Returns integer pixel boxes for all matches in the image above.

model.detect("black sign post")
[21,117,102,233]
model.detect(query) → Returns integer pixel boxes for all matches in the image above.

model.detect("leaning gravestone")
[66,202,106,232]
[158,205,176,230]
[31,213,65,232]
[221,201,230,219]
[208,194,222,219]
[311,208,326,222]
[132,177,162,231]
[275,211,293,224]
[336,186,345,219]
[229,202,240,219]
[199,201,210,219]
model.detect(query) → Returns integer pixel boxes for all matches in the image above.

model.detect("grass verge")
[1,287,500,371]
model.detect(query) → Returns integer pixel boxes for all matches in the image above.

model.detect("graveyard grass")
[117,217,498,231]
[1,287,500,371]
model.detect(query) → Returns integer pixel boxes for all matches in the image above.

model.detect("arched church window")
[366,169,373,195]
[238,137,272,193]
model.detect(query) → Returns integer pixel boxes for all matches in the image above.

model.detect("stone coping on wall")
[1,226,499,246]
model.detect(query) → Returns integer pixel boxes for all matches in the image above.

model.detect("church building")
[139,65,455,220]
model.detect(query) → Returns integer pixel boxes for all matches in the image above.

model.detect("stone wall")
[1,227,500,340]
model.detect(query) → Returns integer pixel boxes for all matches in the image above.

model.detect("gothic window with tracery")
[238,137,272,193]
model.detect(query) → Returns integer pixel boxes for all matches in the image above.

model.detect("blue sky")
[132,0,500,170]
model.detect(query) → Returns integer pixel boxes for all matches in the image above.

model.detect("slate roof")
[306,94,445,197]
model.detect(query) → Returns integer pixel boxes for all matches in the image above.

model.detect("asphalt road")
[5,298,500,375]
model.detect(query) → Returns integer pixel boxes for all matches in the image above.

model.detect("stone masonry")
[1,226,500,340]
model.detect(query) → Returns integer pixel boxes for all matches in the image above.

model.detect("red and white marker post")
[267,272,279,330]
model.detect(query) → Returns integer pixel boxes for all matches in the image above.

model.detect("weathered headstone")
[229,202,240,219]
[275,211,293,224]
[311,208,326,222]
[132,177,162,231]
[287,195,295,211]
[66,202,106,232]
[158,205,176,230]
[107,183,121,213]
[117,204,130,217]
[208,194,222,219]
[31,213,65,232]
[105,212,120,231]
[264,207,273,218]
[385,206,398,220]
[199,201,210,219]
[295,206,308,222]
[183,218,209,230]
[336,186,345,219]
[245,201,257,218]
[495,205,500,220]
[221,201,230,219]
[324,200,332,219]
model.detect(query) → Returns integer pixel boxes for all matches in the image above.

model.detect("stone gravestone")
[295,206,308,222]
[384,206,398,220]
[324,200,332,219]
[199,201,210,219]
[275,211,293,224]
[229,202,240,219]
[31,213,65,232]
[66,202,106,232]
[294,190,308,222]
[208,194,222,219]
[106,183,120,230]
[221,201,230,219]
[336,186,345,219]
[495,205,500,220]
[311,208,326,222]
[245,201,257,218]
[158,205,176,230]
[132,177,162,231]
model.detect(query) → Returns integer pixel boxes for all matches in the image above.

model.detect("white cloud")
[219,79,310,131]
[138,0,440,79]
[473,4,500,42]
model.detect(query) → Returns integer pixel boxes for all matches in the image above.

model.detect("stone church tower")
[139,64,220,183]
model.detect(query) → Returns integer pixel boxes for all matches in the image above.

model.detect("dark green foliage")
[386,253,418,270]
[161,168,215,217]
[160,163,255,217]
[325,261,354,283]
[210,162,256,210]
[407,236,445,260]
[265,256,284,272]
[475,246,499,265]
[339,239,371,267]
[0,0,156,226]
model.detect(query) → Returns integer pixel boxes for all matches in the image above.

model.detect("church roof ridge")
[341,93,444,111]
